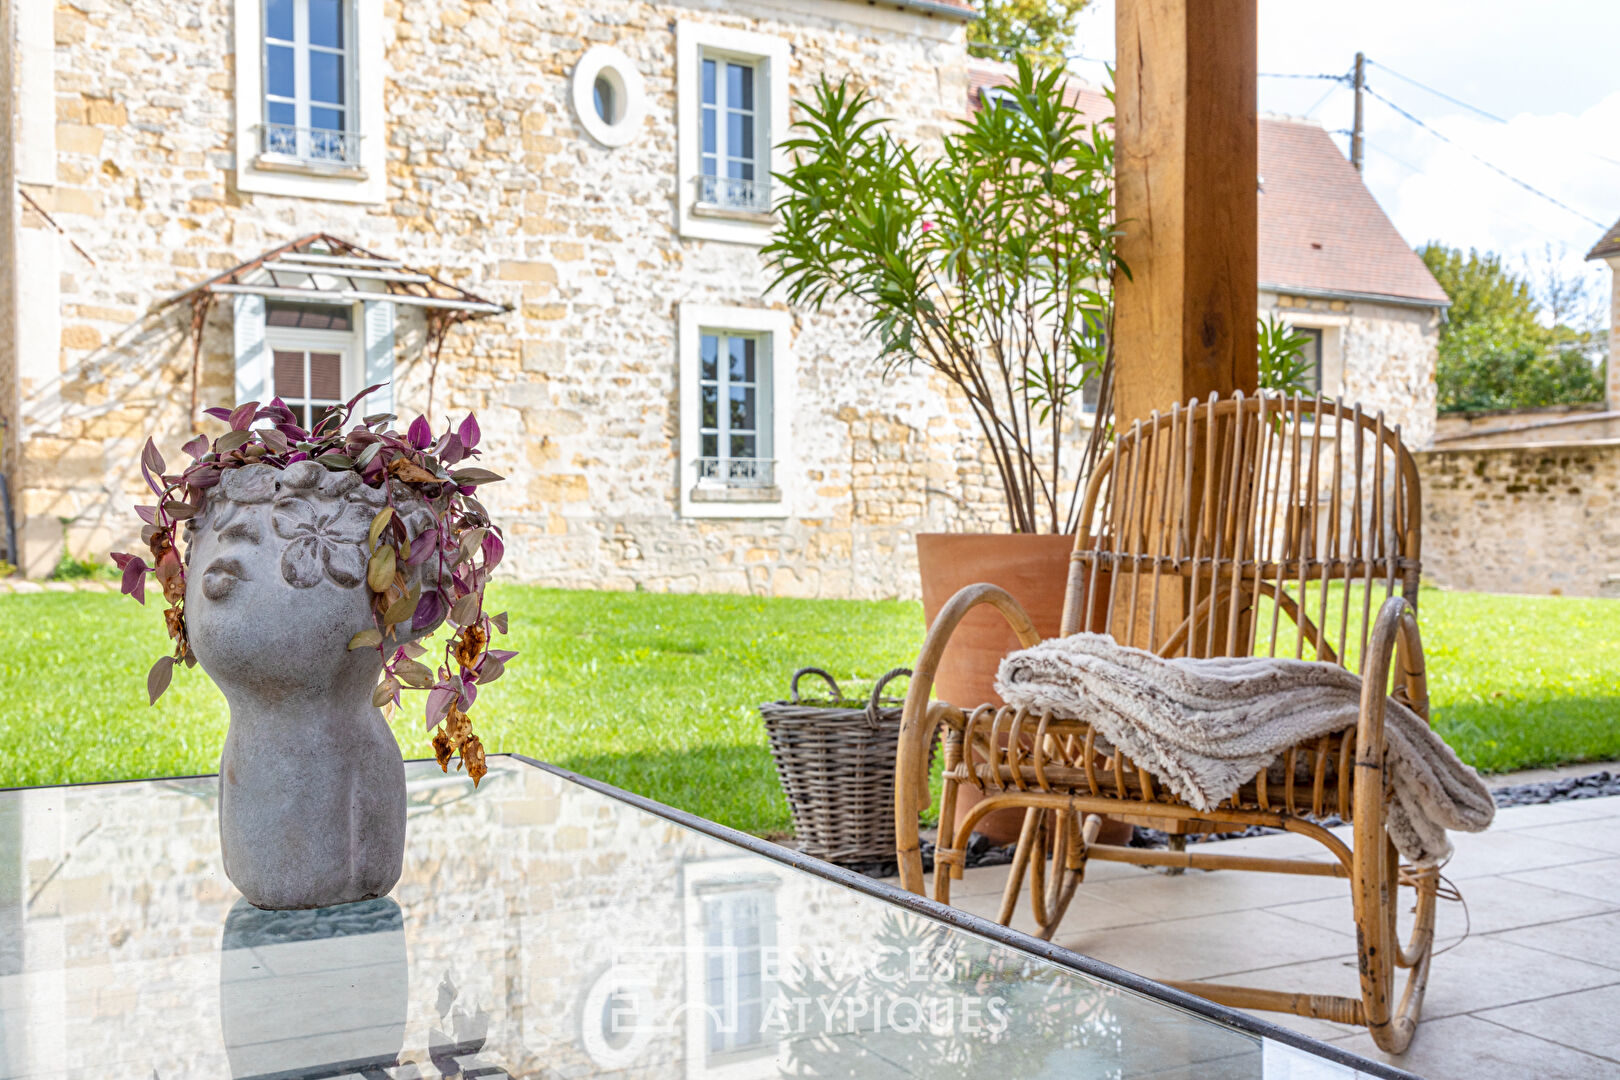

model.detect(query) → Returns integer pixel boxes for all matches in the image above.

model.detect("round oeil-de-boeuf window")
[572,46,644,148]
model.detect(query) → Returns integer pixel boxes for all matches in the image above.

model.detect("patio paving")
[935,793,1620,1079]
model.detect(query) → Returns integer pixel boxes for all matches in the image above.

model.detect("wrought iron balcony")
[695,456,776,488]
[695,174,772,214]
[257,124,362,168]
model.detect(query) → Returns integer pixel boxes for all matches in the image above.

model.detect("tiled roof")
[1587,216,1620,260]
[871,0,977,18]
[967,61,1451,307]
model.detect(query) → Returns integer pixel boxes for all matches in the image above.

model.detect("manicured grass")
[1,584,1615,833]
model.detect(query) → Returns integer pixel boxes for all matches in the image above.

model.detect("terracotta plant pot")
[916,533,1127,848]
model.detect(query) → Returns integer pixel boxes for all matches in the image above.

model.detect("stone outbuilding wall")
[1259,289,1441,448]
[1417,439,1620,598]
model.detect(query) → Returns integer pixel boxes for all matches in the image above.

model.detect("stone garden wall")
[1417,439,1620,598]
[5,0,1008,597]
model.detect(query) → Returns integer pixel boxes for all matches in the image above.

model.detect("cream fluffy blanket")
[995,633,1495,865]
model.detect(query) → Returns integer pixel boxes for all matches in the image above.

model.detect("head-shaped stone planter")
[186,461,446,910]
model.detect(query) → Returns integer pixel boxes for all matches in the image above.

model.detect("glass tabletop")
[0,756,1404,1080]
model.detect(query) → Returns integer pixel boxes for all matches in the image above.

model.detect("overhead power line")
[1367,60,1508,124]
[1258,71,1348,81]
[1363,86,1606,228]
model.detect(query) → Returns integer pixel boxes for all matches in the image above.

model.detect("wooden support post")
[1113,0,1259,426]
[1111,0,1258,649]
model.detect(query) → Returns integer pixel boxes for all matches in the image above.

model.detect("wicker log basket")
[761,667,933,874]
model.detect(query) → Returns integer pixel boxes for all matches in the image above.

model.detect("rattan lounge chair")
[894,392,1445,1053]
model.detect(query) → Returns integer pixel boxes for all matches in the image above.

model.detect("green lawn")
[1,585,1615,833]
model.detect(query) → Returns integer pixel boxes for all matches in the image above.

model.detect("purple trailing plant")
[111,385,511,786]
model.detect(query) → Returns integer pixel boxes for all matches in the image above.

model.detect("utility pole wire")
[1365,58,1620,173]
[1363,86,1606,229]
[1366,60,1507,124]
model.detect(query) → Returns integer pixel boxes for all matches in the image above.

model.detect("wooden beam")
[1113,0,1259,426]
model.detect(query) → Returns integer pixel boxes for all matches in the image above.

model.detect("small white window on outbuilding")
[675,22,789,245]
[678,303,793,519]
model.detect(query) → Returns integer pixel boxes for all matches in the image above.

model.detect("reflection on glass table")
[0,757,1409,1079]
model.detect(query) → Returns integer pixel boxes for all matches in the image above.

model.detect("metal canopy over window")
[158,233,507,429]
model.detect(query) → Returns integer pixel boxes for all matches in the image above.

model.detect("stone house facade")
[2,5,1444,598]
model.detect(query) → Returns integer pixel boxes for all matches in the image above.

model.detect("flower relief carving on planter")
[113,389,514,910]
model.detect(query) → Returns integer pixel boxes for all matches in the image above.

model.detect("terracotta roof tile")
[1587,216,1620,260]
[966,61,1450,307]
[873,0,977,18]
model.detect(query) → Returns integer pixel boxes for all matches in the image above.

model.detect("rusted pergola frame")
[155,233,509,430]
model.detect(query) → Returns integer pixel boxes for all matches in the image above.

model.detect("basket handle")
[789,667,841,704]
[865,667,913,728]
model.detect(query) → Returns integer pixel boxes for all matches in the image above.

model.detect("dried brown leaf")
[387,457,439,485]
[432,727,454,771]
[452,624,487,670]
[444,703,472,746]
[463,734,487,787]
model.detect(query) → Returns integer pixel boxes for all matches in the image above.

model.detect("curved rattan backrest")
[1061,393,1422,674]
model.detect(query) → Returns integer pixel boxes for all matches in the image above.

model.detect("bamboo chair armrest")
[1355,597,1422,800]
[895,583,1042,895]
[897,581,1043,795]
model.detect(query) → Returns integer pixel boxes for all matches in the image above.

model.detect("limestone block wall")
[1260,291,1441,447]
[5,0,1003,598]
[1417,439,1620,597]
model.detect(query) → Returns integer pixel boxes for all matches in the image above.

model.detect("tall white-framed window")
[232,0,385,203]
[699,57,765,212]
[262,0,356,166]
[697,331,772,488]
[678,304,793,519]
[675,22,789,245]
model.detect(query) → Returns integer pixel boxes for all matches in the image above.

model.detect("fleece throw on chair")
[995,633,1495,865]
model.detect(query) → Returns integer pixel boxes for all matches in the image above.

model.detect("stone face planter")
[186,462,444,910]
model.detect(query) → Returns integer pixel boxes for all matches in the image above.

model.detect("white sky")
[1067,1,1619,315]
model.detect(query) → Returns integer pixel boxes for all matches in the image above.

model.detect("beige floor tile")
[1508,818,1620,855]
[1477,983,1620,1062]
[1084,865,1352,923]
[1487,796,1620,830]
[1434,827,1607,880]
[1207,934,1620,1021]
[1184,830,1344,861]
[1504,856,1620,902]
[950,881,1146,938]
[1329,1014,1620,1080]
[1493,910,1620,971]
[1268,875,1617,942]
[1054,908,1356,983]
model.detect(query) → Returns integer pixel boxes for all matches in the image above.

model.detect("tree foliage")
[765,58,1121,534]
[1420,243,1606,412]
[967,0,1092,62]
